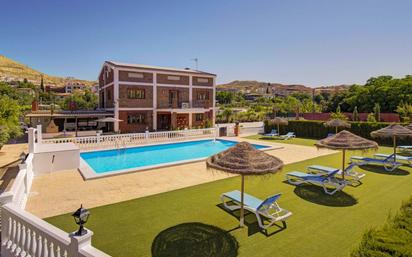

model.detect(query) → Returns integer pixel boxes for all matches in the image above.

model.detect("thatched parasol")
[271,117,288,134]
[371,124,412,162]
[316,130,378,179]
[405,124,412,131]
[206,142,283,227]
[324,119,351,134]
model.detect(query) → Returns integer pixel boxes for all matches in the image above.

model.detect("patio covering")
[271,117,289,134]
[371,124,412,162]
[316,130,378,179]
[206,142,283,227]
[324,119,351,133]
[95,117,123,123]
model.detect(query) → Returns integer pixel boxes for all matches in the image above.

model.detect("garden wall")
[264,120,411,145]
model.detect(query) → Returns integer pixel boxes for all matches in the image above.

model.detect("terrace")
[42,139,412,257]
[1,128,411,257]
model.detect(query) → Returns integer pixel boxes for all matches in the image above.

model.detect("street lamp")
[72,204,90,236]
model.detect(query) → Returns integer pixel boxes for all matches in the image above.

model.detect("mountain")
[0,55,95,87]
[217,80,350,95]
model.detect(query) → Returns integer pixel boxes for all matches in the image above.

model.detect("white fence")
[41,128,217,150]
[1,204,109,257]
[0,126,111,257]
[0,154,34,210]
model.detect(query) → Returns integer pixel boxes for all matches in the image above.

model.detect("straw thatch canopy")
[406,124,412,131]
[316,130,378,151]
[324,119,351,129]
[206,142,283,175]
[371,124,412,138]
[271,117,288,125]
[95,117,123,122]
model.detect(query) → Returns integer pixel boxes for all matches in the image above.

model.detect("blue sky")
[1,0,411,86]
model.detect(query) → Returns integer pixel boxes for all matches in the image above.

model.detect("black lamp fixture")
[72,204,90,236]
[19,152,27,164]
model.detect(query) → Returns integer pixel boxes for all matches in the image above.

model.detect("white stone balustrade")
[41,128,217,150]
[1,204,110,257]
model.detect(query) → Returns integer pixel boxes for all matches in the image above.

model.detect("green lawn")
[46,146,412,257]
[244,135,318,147]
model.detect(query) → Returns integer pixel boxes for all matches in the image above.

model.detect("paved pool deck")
[25,138,337,218]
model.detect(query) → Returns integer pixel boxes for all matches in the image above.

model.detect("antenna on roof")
[191,58,198,70]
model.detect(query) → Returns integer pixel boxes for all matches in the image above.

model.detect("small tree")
[367,113,377,123]
[396,102,412,122]
[373,103,381,122]
[352,106,359,121]
[330,105,348,120]
[40,75,45,93]
[222,108,233,123]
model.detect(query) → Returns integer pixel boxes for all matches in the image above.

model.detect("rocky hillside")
[0,55,95,87]
[217,80,349,94]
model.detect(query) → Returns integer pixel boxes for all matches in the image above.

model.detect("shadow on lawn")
[293,185,357,207]
[216,203,287,237]
[358,165,410,176]
[151,222,239,257]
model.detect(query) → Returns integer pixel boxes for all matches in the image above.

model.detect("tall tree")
[40,74,45,92]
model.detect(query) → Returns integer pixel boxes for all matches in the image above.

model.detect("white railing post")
[96,131,101,144]
[36,125,42,143]
[28,128,36,154]
[69,230,93,257]
[19,163,29,194]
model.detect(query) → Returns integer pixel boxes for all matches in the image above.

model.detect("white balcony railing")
[41,128,217,150]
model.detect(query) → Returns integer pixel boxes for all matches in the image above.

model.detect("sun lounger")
[374,153,412,167]
[221,190,292,230]
[349,155,402,172]
[397,146,412,153]
[263,129,278,137]
[307,163,365,185]
[285,169,346,195]
[279,132,295,140]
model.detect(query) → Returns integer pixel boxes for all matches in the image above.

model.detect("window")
[197,91,209,100]
[127,114,145,124]
[107,89,112,100]
[197,78,209,83]
[127,88,145,99]
[195,113,203,121]
[128,72,144,79]
[167,75,181,81]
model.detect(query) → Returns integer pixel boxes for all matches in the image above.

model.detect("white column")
[153,72,157,130]
[189,76,193,108]
[113,68,120,132]
[188,112,193,128]
[36,124,42,143]
[28,128,35,153]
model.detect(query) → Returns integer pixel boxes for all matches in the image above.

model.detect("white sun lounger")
[221,190,292,230]
[374,153,412,167]
[397,146,412,153]
[285,169,346,195]
[263,129,278,137]
[307,163,365,185]
[279,132,295,140]
[350,155,402,172]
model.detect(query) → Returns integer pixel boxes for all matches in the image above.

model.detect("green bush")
[264,120,410,146]
[351,197,412,257]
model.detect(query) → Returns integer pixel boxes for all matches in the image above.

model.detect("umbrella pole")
[335,127,338,134]
[393,136,397,162]
[240,175,245,227]
[342,149,346,180]
[277,124,280,135]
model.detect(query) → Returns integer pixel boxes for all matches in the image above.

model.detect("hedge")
[264,120,411,146]
[351,196,412,257]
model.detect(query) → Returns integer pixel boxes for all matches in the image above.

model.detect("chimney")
[31,99,39,112]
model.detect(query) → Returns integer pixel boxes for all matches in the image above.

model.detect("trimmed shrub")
[351,197,412,257]
[264,120,410,146]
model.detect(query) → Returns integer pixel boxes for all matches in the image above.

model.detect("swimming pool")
[80,139,271,177]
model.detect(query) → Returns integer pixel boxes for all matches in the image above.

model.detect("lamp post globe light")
[72,204,90,236]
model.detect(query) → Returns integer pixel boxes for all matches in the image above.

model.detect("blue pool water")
[81,139,269,174]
